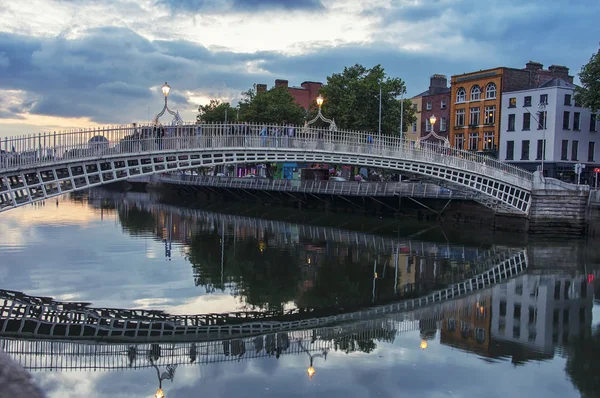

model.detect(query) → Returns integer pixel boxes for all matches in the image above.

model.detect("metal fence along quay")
[0,122,534,214]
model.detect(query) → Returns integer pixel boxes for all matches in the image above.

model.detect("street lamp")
[429,115,437,132]
[161,82,171,97]
[152,82,183,126]
[297,339,328,380]
[316,95,324,109]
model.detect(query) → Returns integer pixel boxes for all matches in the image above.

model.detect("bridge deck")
[0,123,533,214]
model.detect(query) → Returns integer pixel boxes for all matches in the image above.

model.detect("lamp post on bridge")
[416,114,450,148]
[152,82,183,126]
[297,339,328,380]
[305,95,337,130]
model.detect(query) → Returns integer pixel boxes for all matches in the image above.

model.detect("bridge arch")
[0,124,533,214]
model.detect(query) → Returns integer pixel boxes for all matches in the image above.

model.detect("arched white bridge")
[0,123,534,214]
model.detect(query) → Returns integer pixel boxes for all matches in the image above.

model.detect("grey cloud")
[155,0,324,14]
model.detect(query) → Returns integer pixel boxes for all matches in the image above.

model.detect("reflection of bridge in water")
[0,251,527,349]
[95,189,517,264]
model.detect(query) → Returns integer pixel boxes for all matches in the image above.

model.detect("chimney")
[525,61,543,71]
[548,65,571,81]
[428,74,448,95]
[275,79,289,88]
[256,84,267,93]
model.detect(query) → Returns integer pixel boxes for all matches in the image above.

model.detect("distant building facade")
[412,75,451,141]
[408,96,422,142]
[255,79,323,110]
[449,61,575,157]
[499,79,599,181]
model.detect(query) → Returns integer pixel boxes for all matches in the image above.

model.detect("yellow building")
[406,96,422,142]
[449,68,503,153]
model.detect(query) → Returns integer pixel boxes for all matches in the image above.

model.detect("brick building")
[449,62,574,155]
[411,75,451,140]
[256,79,323,110]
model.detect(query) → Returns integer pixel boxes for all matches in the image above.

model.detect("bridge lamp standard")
[316,95,324,110]
[429,115,437,133]
[152,82,183,126]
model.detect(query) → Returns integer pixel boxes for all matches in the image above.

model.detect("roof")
[538,78,576,89]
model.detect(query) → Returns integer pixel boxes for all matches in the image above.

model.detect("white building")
[490,273,593,356]
[499,79,599,182]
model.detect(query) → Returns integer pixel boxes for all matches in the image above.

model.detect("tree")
[238,85,306,125]
[575,49,600,113]
[315,64,416,135]
[197,99,235,123]
[565,326,599,398]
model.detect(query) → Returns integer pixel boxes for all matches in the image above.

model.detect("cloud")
[156,0,325,13]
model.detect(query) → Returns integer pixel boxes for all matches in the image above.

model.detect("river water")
[0,188,599,398]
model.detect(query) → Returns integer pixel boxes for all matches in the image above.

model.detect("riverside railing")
[0,122,534,187]
[151,174,479,200]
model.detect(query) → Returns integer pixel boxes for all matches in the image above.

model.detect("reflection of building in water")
[440,294,492,357]
[490,274,594,360]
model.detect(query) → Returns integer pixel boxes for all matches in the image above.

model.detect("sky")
[0,0,598,138]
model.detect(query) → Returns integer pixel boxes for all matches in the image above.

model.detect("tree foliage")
[315,64,416,135]
[238,85,306,125]
[575,50,600,113]
[197,99,234,123]
[565,326,600,398]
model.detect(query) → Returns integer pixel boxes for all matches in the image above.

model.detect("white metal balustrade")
[151,174,479,200]
[0,123,533,214]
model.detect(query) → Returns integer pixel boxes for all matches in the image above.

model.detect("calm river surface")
[0,188,599,398]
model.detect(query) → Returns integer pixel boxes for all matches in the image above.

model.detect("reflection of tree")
[565,326,598,397]
[188,231,302,311]
[118,206,156,235]
[331,328,396,354]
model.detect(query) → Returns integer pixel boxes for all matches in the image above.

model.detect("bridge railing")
[0,122,533,185]
[154,174,479,199]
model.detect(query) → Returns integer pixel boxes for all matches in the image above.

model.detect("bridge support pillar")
[528,172,589,236]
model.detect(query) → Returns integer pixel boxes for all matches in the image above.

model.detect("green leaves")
[238,85,306,125]
[575,50,600,113]
[196,99,234,123]
[318,64,416,135]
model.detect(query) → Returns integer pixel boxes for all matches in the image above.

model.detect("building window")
[412,121,417,132]
[484,106,496,124]
[470,85,481,101]
[441,99,447,109]
[456,87,466,103]
[425,118,431,132]
[484,132,494,150]
[475,328,486,344]
[524,96,532,107]
[485,83,497,99]
[507,114,515,131]
[506,141,514,160]
[538,111,547,130]
[536,139,546,160]
[521,140,530,160]
[413,103,418,111]
[468,132,479,151]
[565,94,572,106]
[572,140,579,161]
[588,142,595,162]
[509,97,516,108]
[591,114,598,132]
[455,109,465,126]
[523,113,531,130]
[426,101,432,110]
[469,107,480,126]
[574,112,581,131]
[529,307,538,325]
[454,133,464,149]
[563,111,571,130]
[561,140,569,160]
[440,117,447,131]
[540,94,548,105]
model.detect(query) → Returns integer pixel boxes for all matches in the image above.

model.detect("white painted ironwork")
[0,123,534,214]
[148,174,478,200]
[0,250,527,343]
[152,82,183,126]
[305,96,337,131]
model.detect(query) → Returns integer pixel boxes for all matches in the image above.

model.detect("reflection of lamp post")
[420,340,428,350]
[150,359,177,398]
[152,82,183,126]
[298,339,328,380]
